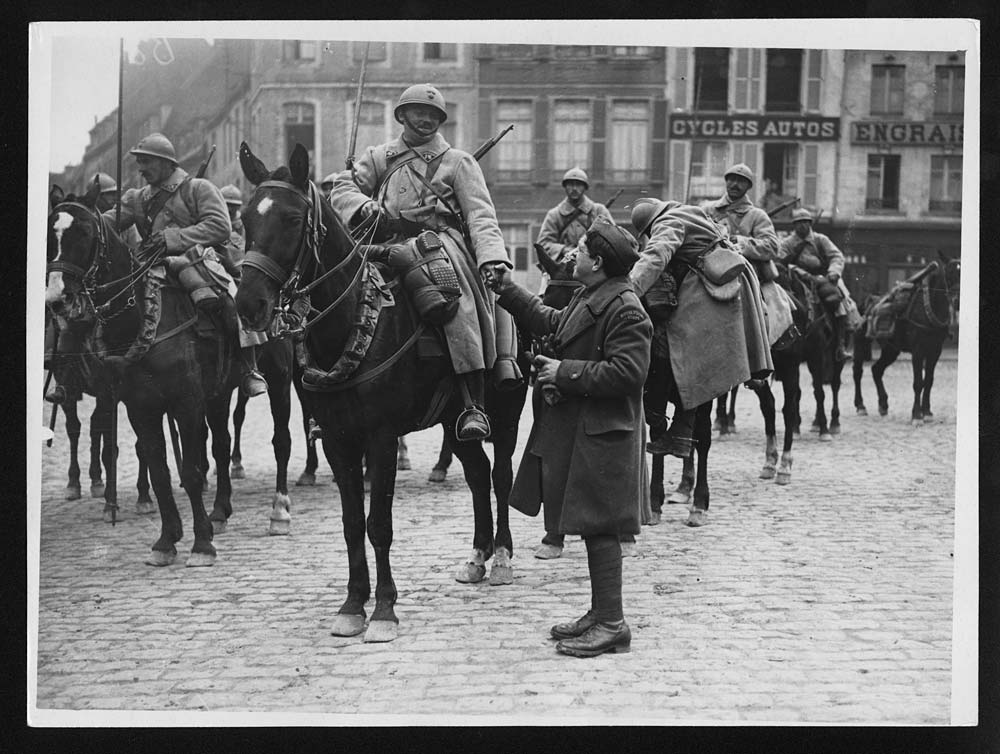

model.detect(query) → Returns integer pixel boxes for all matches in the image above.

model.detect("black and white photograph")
[28,19,979,726]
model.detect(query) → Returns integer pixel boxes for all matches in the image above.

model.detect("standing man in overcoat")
[330,83,520,441]
[485,220,651,658]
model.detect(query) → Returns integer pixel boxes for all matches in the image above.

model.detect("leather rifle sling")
[138,176,191,241]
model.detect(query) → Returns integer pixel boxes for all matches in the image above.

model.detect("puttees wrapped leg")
[492,304,523,392]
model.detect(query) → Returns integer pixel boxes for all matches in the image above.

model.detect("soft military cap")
[585,219,640,277]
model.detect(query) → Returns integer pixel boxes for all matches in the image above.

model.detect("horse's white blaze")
[52,211,73,262]
[256,196,273,215]
[45,271,65,305]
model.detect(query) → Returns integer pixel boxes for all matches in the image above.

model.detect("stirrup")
[455,407,491,442]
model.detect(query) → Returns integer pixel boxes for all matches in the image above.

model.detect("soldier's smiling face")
[135,155,175,187]
[401,105,442,138]
[725,175,751,201]
[563,180,586,203]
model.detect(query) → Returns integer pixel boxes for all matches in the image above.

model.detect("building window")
[865,153,901,210]
[762,143,799,198]
[422,43,457,62]
[284,102,316,170]
[870,64,905,115]
[934,65,964,114]
[502,224,531,271]
[693,48,729,111]
[607,100,650,183]
[440,102,459,147]
[354,100,387,153]
[495,100,533,181]
[765,49,803,113]
[612,46,655,56]
[554,46,592,58]
[688,141,729,200]
[803,49,824,111]
[551,100,591,178]
[353,41,387,62]
[732,48,763,111]
[283,41,317,62]
[495,45,532,58]
[929,154,962,212]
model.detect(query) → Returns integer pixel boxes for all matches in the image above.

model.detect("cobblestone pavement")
[30,351,969,724]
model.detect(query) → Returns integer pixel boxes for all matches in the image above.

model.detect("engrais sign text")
[850,121,963,146]
[669,115,840,141]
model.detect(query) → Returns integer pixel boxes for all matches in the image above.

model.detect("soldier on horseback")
[106,133,267,398]
[778,207,856,361]
[535,167,613,292]
[330,83,520,442]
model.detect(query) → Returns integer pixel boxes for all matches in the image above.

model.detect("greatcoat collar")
[146,166,190,196]
[558,195,596,216]
[384,132,452,164]
[555,277,634,349]
[712,192,753,216]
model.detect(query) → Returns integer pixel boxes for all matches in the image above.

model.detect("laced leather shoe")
[550,611,598,640]
[556,620,632,657]
[455,407,491,442]
[646,433,692,458]
[241,369,268,398]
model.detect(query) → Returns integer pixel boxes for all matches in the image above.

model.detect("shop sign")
[850,121,963,146]
[669,114,840,141]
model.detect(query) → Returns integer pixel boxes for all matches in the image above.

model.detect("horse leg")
[362,430,401,642]
[205,393,233,535]
[921,340,943,419]
[62,398,82,501]
[294,373,320,486]
[396,435,411,471]
[829,365,843,435]
[176,400,216,566]
[777,363,800,485]
[853,350,868,415]
[809,359,832,441]
[871,344,900,417]
[649,454,664,524]
[667,455,695,506]
[126,402,183,566]
[88,400,106,499]
[134,437,156,514]
[95,395,119,520]
[754,381,778,479]
[230,390,248,479]
[712,394,726,433]
[910,346,926,424]
[486,400,521,585]
[446,418,495,585]
[267,369,293,535]
[686,403,712,527]
[323,435,370,637]
[727,385,738,433]
[429,425,453,483]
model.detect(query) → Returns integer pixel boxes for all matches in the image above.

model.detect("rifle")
[605,188,624,209]
[766,196,801,218]
[473,125,514,162]
[196,145,216,179]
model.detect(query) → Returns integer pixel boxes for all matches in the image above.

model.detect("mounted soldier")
[629,198,772,457]
[778,207,856,361]
[320,172,337,201]
[106,132,267,397]
[330,83,520,442]
[535,167,613,292]
[93,172,119,213]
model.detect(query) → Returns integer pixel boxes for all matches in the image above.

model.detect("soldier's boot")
[455,370,490,442]
[648,407,695,458]
[240,345,268,398]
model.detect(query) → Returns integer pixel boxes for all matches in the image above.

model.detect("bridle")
[918,261,956,330]
[241,179,375,335]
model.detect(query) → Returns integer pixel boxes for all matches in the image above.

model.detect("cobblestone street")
[30,351,970,724]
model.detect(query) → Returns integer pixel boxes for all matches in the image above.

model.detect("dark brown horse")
[235,142,529,642]
[46,181,245,565]
[852,255,960,423]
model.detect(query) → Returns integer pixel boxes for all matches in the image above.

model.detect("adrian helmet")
[561,167,590,189]
[129,132,178,164]
[321,172,338,189]
[394,84,448,124]
[791,208,814,223]
[94,172,118,193]
[220,185,244,207]
[630,198,680,238]
[724,162,754,186]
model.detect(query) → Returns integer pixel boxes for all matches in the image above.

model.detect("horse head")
[45,179,105,320]
[535,242,580,310]
[236,140,345,333]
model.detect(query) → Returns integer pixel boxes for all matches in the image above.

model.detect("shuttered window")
[934,66,964,114]
[495,100,533,182]
[804,49,823,112]
[803,144,819,207]
[688,141,728,200]
[552,100,591,179]
[732,48,763,111]
[607,100,650,183]
[929,155,962,212]
[870,65,905,115]
[669,141,690,202]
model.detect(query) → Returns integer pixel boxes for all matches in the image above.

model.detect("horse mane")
[268,166,293,183]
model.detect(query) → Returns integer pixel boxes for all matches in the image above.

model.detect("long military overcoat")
[778,229,855,317]
[498,277,652,536]
[330,132,512,374]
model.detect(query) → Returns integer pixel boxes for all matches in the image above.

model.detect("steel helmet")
[790,208,814,223]
[394,84,448,124]
[220,185,243,207]
[561,167,590,189]
[630,198,679,237]
[94,172,117,193]
[130,132,178,163]
[724,163,754,186]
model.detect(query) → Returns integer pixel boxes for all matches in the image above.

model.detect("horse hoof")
[90,482,105,498]
[878,406,888,417]
[686,509,709,527]
[186,552,216,567]
[295,471,316,487]
[428,468,447,483]
[818,433,833,443]
[65,485,82,501]
[396,456,411,471]
[620,541,638,557]
[364,620,399,643]
[211,518,227,535]
[145,550,176,567]
[455,562,487,584]
[489,563,513,586]
[856,407,868,416]
[666,491,691,506]
[330,614,366,637]
[269,519,291,536]
[830,425,841,435]
[230,463,245,480]
[135,499,156,516]
[809,425,820,433]
[102,507,120,523]
[760,464,776,480]
[776,471,791,485]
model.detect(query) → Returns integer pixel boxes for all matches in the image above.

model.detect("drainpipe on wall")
[831,49,848,230]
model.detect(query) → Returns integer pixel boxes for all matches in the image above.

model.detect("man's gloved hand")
[481,262,512,293]
[827,272,841,284]
[359,200,380,220]
[136,231,167,264]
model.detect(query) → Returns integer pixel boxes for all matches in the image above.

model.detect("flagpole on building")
[116,37,125,230]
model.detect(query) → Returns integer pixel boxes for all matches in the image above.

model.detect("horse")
[852,255,960,423]
[45,180,249,565]
[234,142,529,642]
[713,386,739,435]
[782,262,847,440]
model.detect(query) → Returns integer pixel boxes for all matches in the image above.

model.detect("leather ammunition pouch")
[379,231,462,326]
[642,270,679,323]
[164,247,224,308]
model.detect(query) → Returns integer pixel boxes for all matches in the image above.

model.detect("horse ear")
[81,176,101,209]
[239,141,270,186]
[49,184,65,208]
[289,143,310,190]
[534,243,560,277]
